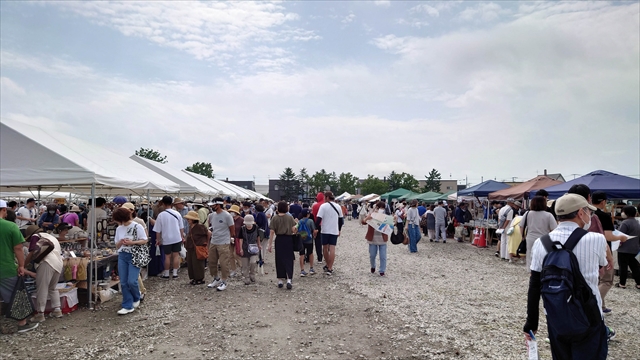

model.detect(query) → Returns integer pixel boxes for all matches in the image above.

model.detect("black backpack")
[540,228,601,339]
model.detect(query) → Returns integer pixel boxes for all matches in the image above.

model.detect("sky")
[2,1,639,186]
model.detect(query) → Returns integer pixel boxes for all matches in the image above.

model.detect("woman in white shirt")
[113,208,148,315]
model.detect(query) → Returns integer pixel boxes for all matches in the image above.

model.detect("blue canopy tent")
[457,180,511,198]
[539,170,640,200]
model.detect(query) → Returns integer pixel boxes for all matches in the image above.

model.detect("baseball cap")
[27,198,36,203]
[592,191,607,204]
[0,200,7,208]
[555,194,596,216]
[301,209,310,217]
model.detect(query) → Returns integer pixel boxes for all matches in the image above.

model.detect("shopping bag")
[7,276,35,321]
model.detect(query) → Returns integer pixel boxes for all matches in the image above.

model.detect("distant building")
[223,179,255,191]
[255,185,269,197]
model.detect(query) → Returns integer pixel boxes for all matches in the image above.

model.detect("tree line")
[277,168,442,201]
[135,148,215,179]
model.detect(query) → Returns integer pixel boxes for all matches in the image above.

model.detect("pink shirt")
[61,212,79,226]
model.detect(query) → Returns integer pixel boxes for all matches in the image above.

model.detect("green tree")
[328,171,339,193]
[135,147,167,163]
[423,169,442,193]
[308,169,333,195]
[360,175,389,195]
[297,168,310,199]
[185,162,215,179]
[278,167,299,201]
[387,171,420,192]
[337,172,359,194]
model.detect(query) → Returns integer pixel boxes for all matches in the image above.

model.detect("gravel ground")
[2,219,639,359]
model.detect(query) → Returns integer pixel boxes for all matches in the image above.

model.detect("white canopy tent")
[0,120,179,196]
[336,192,351,201]
[130,155,219,199]
[183,171,260,200]
[1,119,180,308]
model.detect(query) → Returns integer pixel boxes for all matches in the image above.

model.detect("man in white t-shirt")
[315,191,344,276]
[15,198,38,236]
[524,194,608,359]
[154,196,185,279]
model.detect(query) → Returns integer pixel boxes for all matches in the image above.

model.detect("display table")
[31,286,79,314]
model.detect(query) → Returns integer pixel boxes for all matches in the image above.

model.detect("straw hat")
[228,205,241,215]
[140,199,149,205]
[70,205,81,212]
[121,202,135,211]
[173,197,185,205]
[183,210,200,221]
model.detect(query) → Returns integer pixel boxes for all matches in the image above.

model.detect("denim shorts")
[321,234,338,246]
[0,276,17,304]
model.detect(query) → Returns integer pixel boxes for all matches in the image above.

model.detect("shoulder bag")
[517,211,529,256]
[190,226,209,260]
[130,225,151,268]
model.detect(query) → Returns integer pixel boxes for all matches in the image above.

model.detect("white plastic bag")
[526,332,538,360]
[155,245,161,257]
[179,245,187,259]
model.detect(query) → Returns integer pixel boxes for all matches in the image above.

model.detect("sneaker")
[494,251,500,257]
[300,270,308,277]
[133,300,140,309]
[602,308,612,315]
[435,240,440,243]
[207,278,221,288]
[216,282,227,291]
[430,239,433,242]
[278,281,284,288]
[286,282,292,290]
[607,327,616,342]
[51,308,63,318]
[326,269,333,276]
[309,268,316,275]
[380,272,385,277]
[443,240,446,243]
[17,322,39,333]
[172,274,178,279]
[371,267,375,274]
[117,308,135,315]
[30,313,45,323]
[140,293,145,302]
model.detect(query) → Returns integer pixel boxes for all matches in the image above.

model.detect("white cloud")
[51,1,319,71]
[458,2,511,23]
[1,77,26,96]
[373,1,390,7]
[342,13,356,24]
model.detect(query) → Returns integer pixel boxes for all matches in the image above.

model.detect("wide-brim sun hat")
[184,210,200,221]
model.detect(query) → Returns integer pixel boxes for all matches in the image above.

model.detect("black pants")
[275,235,294,280]
[314,231,323,262]
[618,252,640,286]
[548,319,607,360]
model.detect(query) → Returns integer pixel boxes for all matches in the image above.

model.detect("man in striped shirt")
[524,194,609,359]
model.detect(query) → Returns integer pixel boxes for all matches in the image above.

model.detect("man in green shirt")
[0,200,38,332]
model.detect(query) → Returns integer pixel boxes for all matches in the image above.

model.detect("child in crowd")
[298,209,318,277]
[237,215,264,285]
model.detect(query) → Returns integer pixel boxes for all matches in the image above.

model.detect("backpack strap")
[563,228,588,251]
[540,227,588,254]
[540,234,555,254]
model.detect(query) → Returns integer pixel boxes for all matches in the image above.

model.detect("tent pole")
[89,183,95,310]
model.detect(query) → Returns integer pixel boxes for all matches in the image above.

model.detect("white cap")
[0,200,6,208]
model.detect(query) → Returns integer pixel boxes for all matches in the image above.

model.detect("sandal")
[615,283,626,289]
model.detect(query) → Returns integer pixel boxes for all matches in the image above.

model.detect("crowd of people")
[1,185,639,360]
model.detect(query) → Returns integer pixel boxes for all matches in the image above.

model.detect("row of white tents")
[0,119,267,202]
